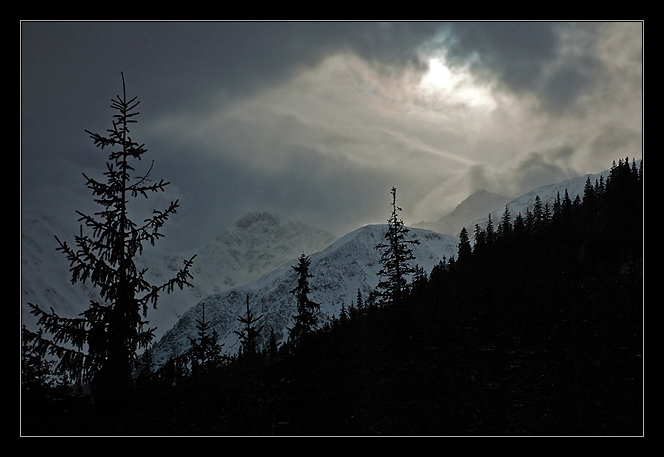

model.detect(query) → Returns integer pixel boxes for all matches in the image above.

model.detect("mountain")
[414,189,511,236]
[179,211,338,292]
[21,214,101,325]
[22,169,619,361]
[21,211,337,340]
[467,169,611,236]
[150,225,459,366]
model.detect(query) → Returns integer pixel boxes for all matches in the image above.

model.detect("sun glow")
[421,58,457,91]
[419,57,496,110]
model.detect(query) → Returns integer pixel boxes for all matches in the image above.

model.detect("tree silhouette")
[24,73,196,407]
[235,296,264,359]
[457,227,472,265]
[289,253,319,343]
[189,303,224,374]
[374,187,420,307]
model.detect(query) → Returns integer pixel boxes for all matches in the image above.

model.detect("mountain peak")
[22,210,338,342]
[234,211,281,229]
[150,225,459,365]
[414,189,511,236]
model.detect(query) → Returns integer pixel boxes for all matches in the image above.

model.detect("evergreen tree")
[235,296,264,359]
[23,73,196,406]
[474,224,486,249]
[562,189,573,220]
[457,227,472,264]
[410,264,429,295]
[189,303,224,374]
[595,175,606,197]
[513,213,526,241]
[499,205,512,240]
[374,187,420,307]
[524,209,535,238]
[552,191,562,222]
[356,289,364,311]
[533,195,544,232]
[289,253,320,342]
[485,213,496,246]
[583,176,597,209]
[543,202,552,225]
[339,302,350,323]
[266,327,281,360]
[21,326,70,404]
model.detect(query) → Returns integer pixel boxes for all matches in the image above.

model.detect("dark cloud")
[540,55,603,113]
[22,21,642,249]
[443,22,561,91]
[21,22,442,114]
[511,147,578,191]
[590,121,642,161]
[441,22,617,115]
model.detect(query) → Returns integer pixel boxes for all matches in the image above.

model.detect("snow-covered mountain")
[22,167,621,367]
[21,211,337,340]
[467,169,611,236]
[414,189,512,237]
[150,225,458,366]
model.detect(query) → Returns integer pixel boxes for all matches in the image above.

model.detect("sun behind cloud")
[418,56,497,111]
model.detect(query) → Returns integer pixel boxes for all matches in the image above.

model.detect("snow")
[149,224,458,365]
[20,210,337,341]
[467,170,611,237]
[22,167,620,367]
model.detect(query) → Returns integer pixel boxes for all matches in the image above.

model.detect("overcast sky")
[21,21,643,250]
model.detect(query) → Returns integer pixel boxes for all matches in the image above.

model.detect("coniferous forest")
[22,159,643,436]
[21,77,643,436]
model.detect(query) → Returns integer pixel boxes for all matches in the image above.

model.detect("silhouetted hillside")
[22,158,643,436]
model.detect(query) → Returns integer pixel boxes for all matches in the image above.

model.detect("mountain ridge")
[150,224,459,365]
[467,169,613,236]
[22,167,622,354]
[21,210,337,340]
[414,189,511,236]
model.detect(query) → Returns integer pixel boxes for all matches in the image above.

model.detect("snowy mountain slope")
[21,211,337,340]
[150,224,458,366]
[414,189,512,237]
[21,214,101,327]
[467,169,611,236]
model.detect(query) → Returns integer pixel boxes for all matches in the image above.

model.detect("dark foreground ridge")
[22,158,643,436]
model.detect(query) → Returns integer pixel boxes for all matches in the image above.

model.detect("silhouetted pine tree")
[533,195,545,231]
[21,326,70,404]
[235,296,264,359]
[513,213,526,242]
[189,303,224,374]
[457,227,472,265]
[498,205,512,240]
[289,253,320,343]
[485,213,496,246]
[552,191,562,222]
[374,187,420,307]
[24,73,196,407]
[356,289,364,311]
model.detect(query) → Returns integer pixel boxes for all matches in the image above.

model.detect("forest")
[22,157,643,436]
[20,76,642,436]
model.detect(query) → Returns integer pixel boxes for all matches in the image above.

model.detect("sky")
[21,21,643,251]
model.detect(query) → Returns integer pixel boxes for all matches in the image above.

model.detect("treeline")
[402,157,643,434]
[426,157,642,304]
[136,158,642,435]
[22,157,643,435]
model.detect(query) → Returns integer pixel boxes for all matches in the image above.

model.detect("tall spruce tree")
[24,73,196,406]
[457,227,472,264]
[289,253,320,342]
[374,187,420,307]
[189,303,224,374]
[235,296,264,359]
